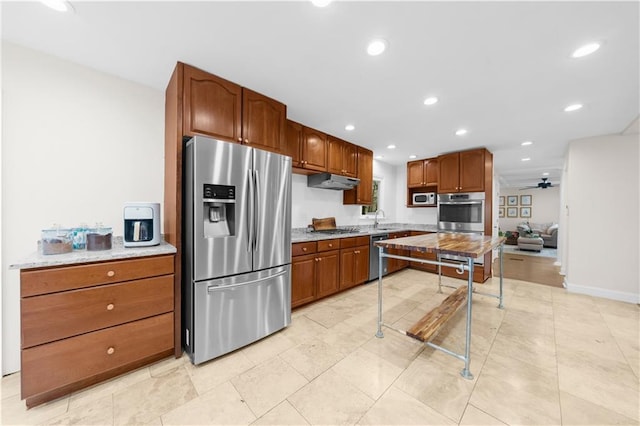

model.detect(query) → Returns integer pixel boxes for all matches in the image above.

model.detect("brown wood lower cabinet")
[291,240,340,307]
[339,236,370,290]
[408,231,438,273]
[292,236,370,308]
[19,254,175,408]
[387,231,411,274]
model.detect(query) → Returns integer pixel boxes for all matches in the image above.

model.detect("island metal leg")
[437,253,443,293]
[376,246,384,338]
[461,256,474,379]
[498,243,504,309]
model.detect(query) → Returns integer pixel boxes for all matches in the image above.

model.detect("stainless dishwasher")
[369,233,389,281]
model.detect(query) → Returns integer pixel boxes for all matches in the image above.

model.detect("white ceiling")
[2,1,638,188]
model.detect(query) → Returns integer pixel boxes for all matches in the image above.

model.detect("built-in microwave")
[412,192,436,205]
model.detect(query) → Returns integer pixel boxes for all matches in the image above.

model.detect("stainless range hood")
[307,173,360,190]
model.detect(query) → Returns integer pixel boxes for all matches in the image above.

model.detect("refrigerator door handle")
[247,169,254,252]
[206,269,288,293]
[253,169,260,251]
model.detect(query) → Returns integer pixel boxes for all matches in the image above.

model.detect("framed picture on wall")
[499,207,505,218]
[499,196,505,206]
[520,194,532,206]
[507,207,518,218]
[507,196,518,206]
[520,207,531,218]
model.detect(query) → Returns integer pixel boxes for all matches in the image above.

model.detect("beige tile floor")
[2,269,639,425]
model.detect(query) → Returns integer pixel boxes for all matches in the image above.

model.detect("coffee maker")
[123,202,160,247]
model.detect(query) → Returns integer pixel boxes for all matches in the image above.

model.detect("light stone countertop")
[292,223,439,243]
[9,237,177,270]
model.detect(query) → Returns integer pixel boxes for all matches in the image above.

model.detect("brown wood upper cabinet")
[182,63,285,154]
[285,120,328,173]
[328,136,357,177]
[407,158,438,188]
[343,147,373,205]
[438,148,487,193]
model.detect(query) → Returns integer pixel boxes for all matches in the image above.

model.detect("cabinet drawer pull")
[302,247,307,252]
[328,243,333,248]
[106,303,115,311]
[244,139,249,143]
[107,270,115,277]
[107,347,115,355]
[238,137,243,142]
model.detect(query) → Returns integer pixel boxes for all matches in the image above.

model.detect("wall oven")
[438,192,485,265]
[437,192,484,233]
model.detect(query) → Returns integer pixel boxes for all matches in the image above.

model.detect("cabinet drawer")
[292,242,316,256]
[21,255,174,297]
[317,239,340,252]
[21,275,174,349]
[340,236,369,249]
[21,313,173,400]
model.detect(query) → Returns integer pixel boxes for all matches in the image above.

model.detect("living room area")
[495,185,562,287]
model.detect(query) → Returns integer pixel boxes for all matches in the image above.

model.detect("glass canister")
[40,227,73,255]
[86,225,113,251]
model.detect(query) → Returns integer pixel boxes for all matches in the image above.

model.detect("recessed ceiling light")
[345,124,355,131]
[564,103,583,112]
[455,129,467,136]
[387,144,396,150]
[310,0,332,7]
[367,39,387,56]
[40,0,73,12]
[409,154,417,159]
[572,42,601,58]
[521,141,533,146]
[521,157,531,162]
[375,155,383,159]
[423,97,438,106]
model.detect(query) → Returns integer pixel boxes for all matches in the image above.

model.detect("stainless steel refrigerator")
[184,136,292,365]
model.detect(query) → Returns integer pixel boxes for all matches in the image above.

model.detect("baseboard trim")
[565,281,640,304]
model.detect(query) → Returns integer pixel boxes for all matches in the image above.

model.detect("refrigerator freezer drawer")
[191,265,291,364]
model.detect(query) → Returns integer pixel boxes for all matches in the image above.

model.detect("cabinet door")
[438,152,460,193]
[459,149,485,192]
[242,88,286,154]
[343,142,358,177]
[316,250,339,297]
[327,136,345,175]
[291,254,316,308]
[339,249,356,290]
[354,245,370,284]
[344,147,372,205]
[407,160,425,187]
[425,158,439,186]
[183,65,242,142]
[302,127,328,172]
[284,120,303,167]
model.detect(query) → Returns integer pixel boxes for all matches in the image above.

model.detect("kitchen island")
[374,232,506,380]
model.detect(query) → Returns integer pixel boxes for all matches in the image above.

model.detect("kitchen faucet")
[374,209,385,229]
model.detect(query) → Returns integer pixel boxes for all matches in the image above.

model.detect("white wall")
[291,159,400,228]
[497,186,560,232]
[565,132,639,303]
[1,43,165,374]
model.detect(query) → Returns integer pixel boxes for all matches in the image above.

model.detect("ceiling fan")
[520,177,554,190]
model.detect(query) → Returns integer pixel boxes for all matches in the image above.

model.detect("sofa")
[517,222,558,248]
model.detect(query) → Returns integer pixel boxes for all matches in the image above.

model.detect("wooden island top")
[374,232,506,258]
